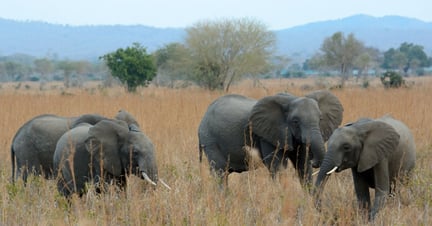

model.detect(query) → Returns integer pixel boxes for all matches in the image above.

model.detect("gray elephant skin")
[314,115,416,220]
[198,90,343,187]
[11,113,108,182]
[53,118,158,197]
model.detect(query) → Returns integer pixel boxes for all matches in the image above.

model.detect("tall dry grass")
[0,76,431,225]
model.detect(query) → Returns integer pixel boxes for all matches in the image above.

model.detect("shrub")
[380,71,405,88]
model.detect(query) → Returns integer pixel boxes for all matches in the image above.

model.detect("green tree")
[382,43,429,75]
[319,32,364,87]
[185,18,276,91]
[100,43,156,92]
[380,71,405,88]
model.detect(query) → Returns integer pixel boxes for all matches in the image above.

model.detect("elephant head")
[314,119,400,205]
[248,90,343,173]
[115,109,140,129]
[315,119,400,183]
[85,119,158,185]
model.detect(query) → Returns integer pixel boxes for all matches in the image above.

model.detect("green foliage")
[380,71,405,88]
[185,18,276,91]
[100,43,156,92]
[382,42,430,75]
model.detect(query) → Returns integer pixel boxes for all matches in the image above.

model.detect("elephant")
[11,113,108,183]
[313,115,416,220]
[198,90,343,187]
[53,116,168,197]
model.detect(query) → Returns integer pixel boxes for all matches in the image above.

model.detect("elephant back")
[199,94,256,146]
[376,116,416,174]
[12,114,71,177]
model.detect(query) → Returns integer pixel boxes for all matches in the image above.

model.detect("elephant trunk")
[140,164,171,190]
[313,154,337,201]
[139,157,159,186]
[308,129,326,168]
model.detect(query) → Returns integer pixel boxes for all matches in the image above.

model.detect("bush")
[380,71,405,88]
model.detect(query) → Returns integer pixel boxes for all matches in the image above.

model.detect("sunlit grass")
[0,76,431,224]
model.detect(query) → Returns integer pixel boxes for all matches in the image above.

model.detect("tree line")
[1,18,431,92]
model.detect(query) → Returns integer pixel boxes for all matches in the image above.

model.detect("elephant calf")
[54,116,165,197]
[314,115,416,220]
[198,90,343,188]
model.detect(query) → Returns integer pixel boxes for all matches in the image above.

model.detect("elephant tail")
[11,145,16,184]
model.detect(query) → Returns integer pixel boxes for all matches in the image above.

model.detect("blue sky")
[0,0,430,29]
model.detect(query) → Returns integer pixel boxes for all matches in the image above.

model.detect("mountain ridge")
[1,14,431,60]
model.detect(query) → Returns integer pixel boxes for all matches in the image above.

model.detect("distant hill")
[276,14,432,62]
[0,19,185,60]
[1,14,431,61]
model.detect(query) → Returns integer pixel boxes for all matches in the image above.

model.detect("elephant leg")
[57,176,73,198]
[259,139,281,179]
[206,159,229,189]
[352,169,371,211]
[370,163,390,220]
[288,146,312,189]
[203,143,231,188]
[16,161,30,183]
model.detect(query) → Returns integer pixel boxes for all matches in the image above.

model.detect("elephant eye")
[342,143,351,152]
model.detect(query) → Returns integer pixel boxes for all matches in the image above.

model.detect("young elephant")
[314,115,416,220]
[198,90,343,187]
[11,113,108,183]
[54,118,161,197]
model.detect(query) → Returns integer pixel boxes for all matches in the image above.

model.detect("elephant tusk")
[159,178,172,190]
[326,166,338,175]
[142,172,157,186]
[312,170,320,176]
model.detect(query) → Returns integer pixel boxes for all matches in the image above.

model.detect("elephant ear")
[249,93,297,147]
[115,109,140,128]
[85,119,129,176]
[356,120,400,172]
[305,90,344,141]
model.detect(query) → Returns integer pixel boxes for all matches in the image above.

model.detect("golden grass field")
[0,76,431,225]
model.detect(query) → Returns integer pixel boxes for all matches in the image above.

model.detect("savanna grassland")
[0,76,431,225]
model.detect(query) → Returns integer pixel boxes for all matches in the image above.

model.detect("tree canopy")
[153,43,191,87]
[320,32,364,85]
[185,18,276,91]
[382,42,430,75]
[100,43,156,92]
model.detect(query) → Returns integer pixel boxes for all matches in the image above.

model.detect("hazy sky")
[1,0,430,29]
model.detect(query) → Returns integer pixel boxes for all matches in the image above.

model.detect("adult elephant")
[54,118,166,197]
[198,90,343,187]
[11,113,107,183]
[313,115,416,220]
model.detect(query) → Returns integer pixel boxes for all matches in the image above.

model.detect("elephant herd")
[11,110,170,198]
[11,90,416,220]
[198,90,416,220]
